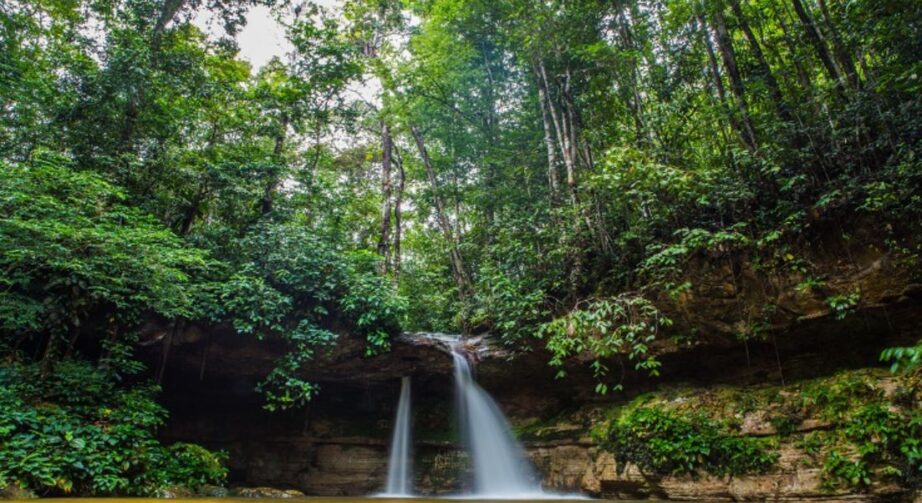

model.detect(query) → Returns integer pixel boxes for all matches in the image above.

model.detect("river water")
[35,499,632,503]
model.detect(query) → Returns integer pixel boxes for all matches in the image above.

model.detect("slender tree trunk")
[534,62,560,204]
[711,5,758,152]
[538,61,586,298]
[410,125,471,302]
[393,148,405,285]
[261,114,289,215]
[613,1,648,144]
[560,69,580,207]
[791,0,846,89]
[64,323,81,359]
[40,333,57,377]
[817,0,860,89]
[120,0,186,151]
[776,13,815,94]
[481,53,499,227]
[700,14,748,152]
[538,60,578,206]
[377,121,393,272]
[729,0,793,123]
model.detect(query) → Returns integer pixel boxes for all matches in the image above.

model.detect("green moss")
[513,406,592,442]
[769,414,801,437]
[589,367,920,489]
[798,369,886,421]
[821,402,922,489]
[597,406,778,477]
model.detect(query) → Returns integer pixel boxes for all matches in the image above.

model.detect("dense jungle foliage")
[1,0,921,495]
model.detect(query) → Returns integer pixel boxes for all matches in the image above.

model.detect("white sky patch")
[192,0,359,73]
[191,0,350,71]
[235,6,292,69]
[193,5,291,70]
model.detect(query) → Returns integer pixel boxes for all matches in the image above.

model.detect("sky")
[193,0,343,71]
[193,6,289,70]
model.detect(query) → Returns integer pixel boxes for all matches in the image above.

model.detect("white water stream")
[381,337,562,499]
[451,345,543,498]
[384,376,413,496]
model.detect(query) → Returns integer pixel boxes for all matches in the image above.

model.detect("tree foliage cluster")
[0,360,226,496]
[343,0,922,383]
[2,0,402,492]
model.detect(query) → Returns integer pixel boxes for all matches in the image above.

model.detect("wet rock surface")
[230,487,306,498]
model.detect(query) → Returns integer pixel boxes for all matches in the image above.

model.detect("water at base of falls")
[451,344,544,499]
[382,376,413,497]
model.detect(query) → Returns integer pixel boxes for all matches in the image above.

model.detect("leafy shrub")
[881,342,922,373]
[824,403,922,489]
[598,406,777,476]
[340,250,408,356]
[825,290,860,320]
[539,295,667,394]
[471,260,546,346]
[145,443,227,490]
[0,360,226,496]
[0,160,210,353]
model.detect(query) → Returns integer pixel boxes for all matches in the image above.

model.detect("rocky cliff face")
[148,235,922,500]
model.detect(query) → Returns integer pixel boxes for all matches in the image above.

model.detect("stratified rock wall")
[152,232,922,500]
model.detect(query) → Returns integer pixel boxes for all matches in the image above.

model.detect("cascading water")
[384,376,413,496]
[451,345,543,498]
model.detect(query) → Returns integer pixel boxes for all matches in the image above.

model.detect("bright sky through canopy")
[193,0,343,70]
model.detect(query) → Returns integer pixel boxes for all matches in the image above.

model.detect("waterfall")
[451,345,543,497]
[384,376,413,496]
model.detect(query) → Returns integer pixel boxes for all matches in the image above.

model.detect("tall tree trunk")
[393,148,405,285]
[560,67,580,206]
[613,1,648,145]
[534,62,560,204]
[776,12,815,95]
[120,0,187,151]
[710,5,758,152]
[481,52,499,228]
[700,14,748,152]
[410,125,471,303]
[377,121,393,273]
[538,60,578,206]
[537,60,585,298]
[39,333,57,377]
[179,177,210,235]
[817,0,860,89]
[151,0,186,57]
[261,113,289,215]
[791,0,846,90]
[729,0,794,123]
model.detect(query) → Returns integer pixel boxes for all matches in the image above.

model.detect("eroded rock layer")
[151,247,922,500]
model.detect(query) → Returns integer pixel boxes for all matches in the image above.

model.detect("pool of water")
[35,498,629,503]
